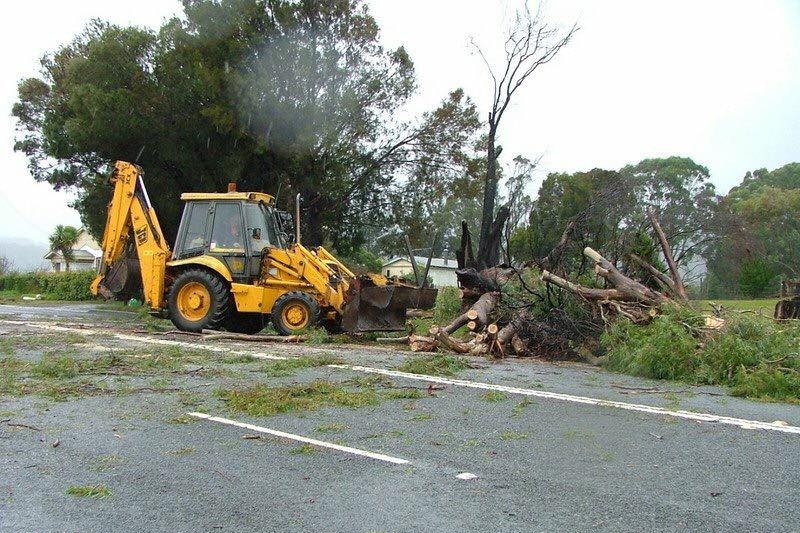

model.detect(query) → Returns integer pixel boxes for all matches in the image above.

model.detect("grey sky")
[1,0,798,244]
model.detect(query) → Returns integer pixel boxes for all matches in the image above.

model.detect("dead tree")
[472,4,578,269]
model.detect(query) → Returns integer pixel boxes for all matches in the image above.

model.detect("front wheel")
[272,291,319,336]
[167,269,231,332]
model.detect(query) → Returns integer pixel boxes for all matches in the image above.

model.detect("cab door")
[208,201,249,282]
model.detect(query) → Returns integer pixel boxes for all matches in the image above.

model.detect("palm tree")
[49,225,80,272]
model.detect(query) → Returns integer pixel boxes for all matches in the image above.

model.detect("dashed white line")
[187,412,410,465]
[8,320,800,436]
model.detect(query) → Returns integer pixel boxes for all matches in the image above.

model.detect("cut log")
[409,334,437,352]
[467,321,479,331]
[487,323,500,336]
[442,291,499,334]
[430,326,472,354]
[201,330,305,343]
[647,207,688,300]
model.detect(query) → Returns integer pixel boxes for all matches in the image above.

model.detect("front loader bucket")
[341,278,438,333]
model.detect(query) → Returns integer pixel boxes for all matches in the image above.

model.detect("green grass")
[499,431,529,441]
[383,388,423,400]
[289,444,316,455]
[315,423,347,433]
[397,354,467,377]
[216,380,379,416]
[260,355,344,377]
[66,485,111,498]
[482,391,508,403]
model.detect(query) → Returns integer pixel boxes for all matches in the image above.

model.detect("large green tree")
[706,164,800,296]
[13,0,473,255]
[510,157,719,284]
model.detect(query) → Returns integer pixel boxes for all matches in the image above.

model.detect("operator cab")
[173,190,287,282]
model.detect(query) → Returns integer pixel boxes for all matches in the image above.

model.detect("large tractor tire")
[225,312,265,335]
[272,291,320,336]
[168,269,232,333]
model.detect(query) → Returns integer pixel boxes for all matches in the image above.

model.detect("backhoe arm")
[91,161,171,310]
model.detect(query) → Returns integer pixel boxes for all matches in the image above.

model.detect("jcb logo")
[135,226,148,245]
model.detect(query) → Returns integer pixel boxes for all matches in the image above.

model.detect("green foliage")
[706,163,800,297]
[397,354,467,376]
[48,225,79,270]
[13,2,478,255]
[259,354,343,377]
[339,248,383,274]
[66,485,111,498]
[738,259,775,298]
[216,380,379,416]
[433,286,461,323]
[0,271,95,300]
[603,307,702,381]
[603,310,800,402]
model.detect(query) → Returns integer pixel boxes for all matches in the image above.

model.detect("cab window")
[210,203,245,251]
[244,203,270,254]
[181,202,210,253]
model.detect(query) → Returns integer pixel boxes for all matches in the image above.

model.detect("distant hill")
[0,238,49,272]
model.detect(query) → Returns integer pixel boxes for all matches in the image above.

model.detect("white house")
[382,256,459,287]
[44,228,102,272]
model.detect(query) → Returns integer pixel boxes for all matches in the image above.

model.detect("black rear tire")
[272,291,320,336]
[225,312,265,335]
[167,268,231,332]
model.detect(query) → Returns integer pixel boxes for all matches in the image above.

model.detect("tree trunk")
[477,126,499,269]
[647,206,688,300]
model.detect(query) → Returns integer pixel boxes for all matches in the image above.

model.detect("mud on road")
[1,303,799,532]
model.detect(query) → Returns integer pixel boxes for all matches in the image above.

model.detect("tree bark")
[647,206,688,300]
[477,126,499,269]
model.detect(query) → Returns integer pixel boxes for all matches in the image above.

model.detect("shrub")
[433,286,461,323]
[603,308,800,402]
[738,258,775,298]
[0,271,96,300]
[602,308,701,381]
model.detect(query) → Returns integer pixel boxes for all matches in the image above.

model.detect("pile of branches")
[396,210,689,360]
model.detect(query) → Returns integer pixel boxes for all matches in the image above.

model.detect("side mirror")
[252,228,262,240]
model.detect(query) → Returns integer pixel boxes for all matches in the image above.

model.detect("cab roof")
[180,192,275,205]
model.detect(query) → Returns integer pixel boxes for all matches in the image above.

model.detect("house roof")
[382,256,458,270]
[44,249,97,261]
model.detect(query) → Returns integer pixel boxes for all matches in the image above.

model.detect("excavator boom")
[91,161,170,309]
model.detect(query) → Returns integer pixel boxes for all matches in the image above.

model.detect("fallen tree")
[400,208,687,360]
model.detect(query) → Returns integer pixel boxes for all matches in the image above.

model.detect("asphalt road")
[1,304,799,532]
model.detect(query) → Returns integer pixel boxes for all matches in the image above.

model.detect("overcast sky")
[1,0,798,244]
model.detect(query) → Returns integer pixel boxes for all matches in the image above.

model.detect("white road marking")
[187,412,410,465]
[456,472,478,481]
[8,320,800,436]
[328,364,800,435]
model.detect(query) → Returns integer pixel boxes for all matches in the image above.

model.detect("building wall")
[51,259,98,272]
[383,260,458,287]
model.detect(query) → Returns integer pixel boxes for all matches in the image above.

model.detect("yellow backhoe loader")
[91,161,437,335]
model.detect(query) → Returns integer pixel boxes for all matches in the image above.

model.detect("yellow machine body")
[91,161,436,334]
